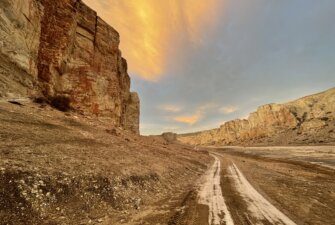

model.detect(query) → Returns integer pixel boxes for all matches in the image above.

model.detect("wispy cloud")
[219,106,238,114]
[83,0,224,81]
[158,104,183,113]
[174,102,218,125]
[174,114,201,125]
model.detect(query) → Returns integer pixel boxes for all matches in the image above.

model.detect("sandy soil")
[220,146,335,169]
[227,163,296,225]
[216,147,334,225]
[0,100,211,225]
[172,146,334,225]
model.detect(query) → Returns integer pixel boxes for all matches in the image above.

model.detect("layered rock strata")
[178,88,335,146]
[0,0,139,133]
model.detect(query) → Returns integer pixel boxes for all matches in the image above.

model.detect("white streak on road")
[228,163,297,225]
[198,155,234,225]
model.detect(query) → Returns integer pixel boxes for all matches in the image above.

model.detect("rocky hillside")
[178,88,335,146]
[0,0,139,133]
[0,100,210,225]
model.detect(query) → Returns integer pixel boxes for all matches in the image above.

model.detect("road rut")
[197,154,298,225]
[198,155,234,225]
[228,163,297,225]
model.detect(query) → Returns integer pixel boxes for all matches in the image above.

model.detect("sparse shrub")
[33,96,48,104]
[50,96,71,112]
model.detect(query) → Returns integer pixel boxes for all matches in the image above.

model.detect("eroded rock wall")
[178,88,335,146]
[124,92,140,133]
[0,0,140,133]
[0,0,42,97]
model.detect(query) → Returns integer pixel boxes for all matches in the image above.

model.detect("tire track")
[198,155,234,225]
[228,163,297,225]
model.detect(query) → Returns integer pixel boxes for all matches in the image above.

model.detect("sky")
[83,0,335,135]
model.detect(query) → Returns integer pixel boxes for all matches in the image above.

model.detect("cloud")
[158,104,183,113]
[134,0,335,135]
[83,0,224,81]
[174,114,201,125]
[173,102,218,125]
[219,106,238,114]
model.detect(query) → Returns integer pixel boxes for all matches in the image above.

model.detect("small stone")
[134,198,141,210]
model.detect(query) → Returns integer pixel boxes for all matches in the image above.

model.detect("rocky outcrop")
[124,92,140,133]
[0,0,139,133]
[0,0,42,97]
[161,132,178,143]
[178,88,335,146]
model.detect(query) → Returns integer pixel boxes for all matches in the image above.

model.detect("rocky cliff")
[178,88,335,146]
[0,0,139,133]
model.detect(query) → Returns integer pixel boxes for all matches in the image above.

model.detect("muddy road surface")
[171,146,335,225]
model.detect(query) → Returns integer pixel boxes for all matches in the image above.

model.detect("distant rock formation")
[161,132,178,143]
[0,0,139,133]
[178,88,335,146]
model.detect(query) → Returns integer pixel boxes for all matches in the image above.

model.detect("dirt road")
[173,146,335,225]
[227,163,296,225]
[198,155,234,225]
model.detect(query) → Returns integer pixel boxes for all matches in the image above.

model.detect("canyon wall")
[178,88,335,146]
[0,0,42,97]
[0,0,139,133]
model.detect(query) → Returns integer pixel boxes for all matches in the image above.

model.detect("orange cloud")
[173,102,217,125]
[174,114,202,125]
[83,0,224,81]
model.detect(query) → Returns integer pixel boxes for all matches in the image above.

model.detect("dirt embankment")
[0,100,211,225]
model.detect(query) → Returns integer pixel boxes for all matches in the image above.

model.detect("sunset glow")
[83,0,224,81]
[82,0,335,135]
[174,114,202,125]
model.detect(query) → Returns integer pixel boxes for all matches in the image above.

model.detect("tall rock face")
[0,0,42,97]
[124,92,140,133]
[0,0,140,134]
[178,88,335,146]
